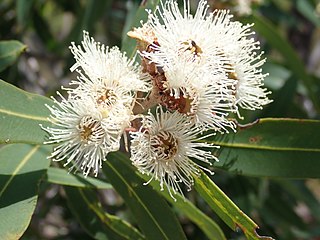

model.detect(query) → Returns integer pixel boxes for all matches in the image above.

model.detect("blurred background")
[1,0,320,239]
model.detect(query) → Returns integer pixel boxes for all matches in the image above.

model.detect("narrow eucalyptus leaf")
[210,118,320,178]
[0,41,26,72]
[64,187,145,240]
[194,171,274,240]
[0,80,52,144]
[0,144,50,240]
[103,152,187,240]
[46,167,112,189]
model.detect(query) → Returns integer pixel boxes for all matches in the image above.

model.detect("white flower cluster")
[42,0,271,199]
[130,0,271,129]
[130,107,218,199]
[42,32,150,177]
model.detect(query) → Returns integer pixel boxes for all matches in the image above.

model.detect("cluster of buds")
[42,0,271,199]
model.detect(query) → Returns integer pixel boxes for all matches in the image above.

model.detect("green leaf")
[144,175,226,240]
[263,62,291,90]
[274,180,320,223]
[16,0,34,28]
[248,14,320,111]
[0,41,26,72]
[261,75,298,118]
[121,0,160,57]
[103,152,187,240]
[296,0,320,27]
[0,80,52,144]
[270,0,292,11]
[0,144,50,240]
[32,9,56,50]
[194,172,274,240]
[64,187,145,240]
[115,152,226,240]
[263,184,306,230]
[210,118,320,178]
[67,0,111,44]
[45,167,112,189]
[121,1,139,47]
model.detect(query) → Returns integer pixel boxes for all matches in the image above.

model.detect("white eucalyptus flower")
[69,31,151,94]
[233,49,271,113]
[130,107,218,200]
[68,70,136,119]
[201,9,272,114]
[159,59,236,132]
[41,93,129,177]
[134,0,271,124]
[141,0,234,94]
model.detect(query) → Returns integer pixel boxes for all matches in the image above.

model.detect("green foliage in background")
[1,0,320,239]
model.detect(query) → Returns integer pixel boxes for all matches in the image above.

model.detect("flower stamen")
[151,131,178,161]
[78,116,104,143]
[97,89,117,107]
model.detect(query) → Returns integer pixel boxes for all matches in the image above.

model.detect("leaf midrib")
[106,161,170,240]
[0,145,40,198]
[195,174,273,240]
[214,142,320,152]
[0,48,25,58]
[78,189,144,240]
[0,42,26,58]
[0,108,49,122]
